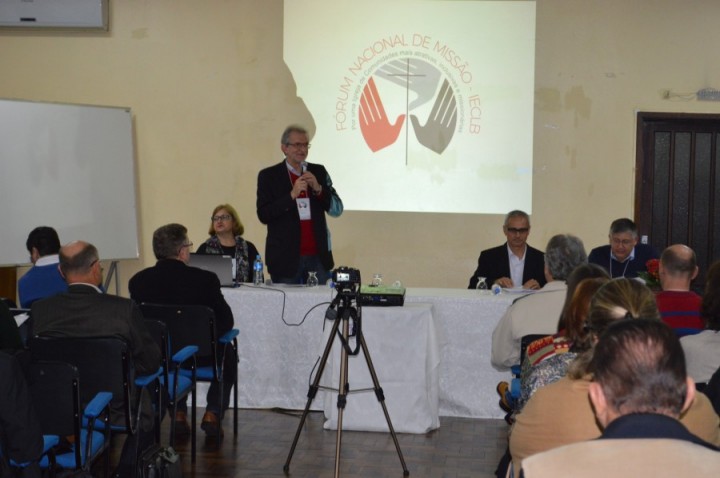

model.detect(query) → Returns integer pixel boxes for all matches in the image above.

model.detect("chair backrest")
[140,303,217,369]
[520,334,548,366]
[29,336,133,431]
[27,360,83,467]
[143,319,171,385]
[1,297,18,309]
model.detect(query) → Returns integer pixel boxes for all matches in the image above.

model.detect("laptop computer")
[189,253,236,287]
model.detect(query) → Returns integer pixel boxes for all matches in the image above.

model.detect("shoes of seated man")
[201,410,224,437]
[174,410,190,435]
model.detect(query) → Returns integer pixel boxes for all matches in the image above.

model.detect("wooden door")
[635,112,720,290]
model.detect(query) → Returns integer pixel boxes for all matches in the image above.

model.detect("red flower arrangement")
[638,258,660,289]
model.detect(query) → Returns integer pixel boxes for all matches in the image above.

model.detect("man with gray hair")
[467,210,546,290]
[491,234,587,370]
[129,223,235,436]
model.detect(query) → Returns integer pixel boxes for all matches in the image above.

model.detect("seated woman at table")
[509,279,720,477]
[196,204,259,283]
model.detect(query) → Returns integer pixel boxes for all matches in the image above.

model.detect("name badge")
[296,197,311,220]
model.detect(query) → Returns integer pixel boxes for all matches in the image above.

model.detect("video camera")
[332,266,361,294]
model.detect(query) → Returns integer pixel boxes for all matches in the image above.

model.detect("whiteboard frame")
[0,98,140,266]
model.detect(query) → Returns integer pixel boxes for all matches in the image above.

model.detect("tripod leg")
[357,331,410,476]
[333,314,351,478]
[283,313,342,474]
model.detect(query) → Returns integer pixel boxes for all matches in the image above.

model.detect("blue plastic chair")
[140,303,239,439]
[29,336,161,478]
[27,360,112,476]
[144,318,198,461]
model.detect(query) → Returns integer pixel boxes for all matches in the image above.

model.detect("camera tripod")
[283,289,409,477]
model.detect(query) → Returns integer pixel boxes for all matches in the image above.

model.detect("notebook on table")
[189,253,236,287]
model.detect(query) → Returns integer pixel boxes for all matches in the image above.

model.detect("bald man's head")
[59,241,101,285]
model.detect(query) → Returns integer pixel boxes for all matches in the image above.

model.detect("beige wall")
[3,0,720,294]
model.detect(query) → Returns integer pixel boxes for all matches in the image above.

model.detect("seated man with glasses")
[588,218,659,278]
[32,240,161,476]
[468,210,546,290]
[256,124,343,285]
[129,223,235,436]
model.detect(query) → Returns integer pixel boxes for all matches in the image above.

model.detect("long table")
[218,286,517,421]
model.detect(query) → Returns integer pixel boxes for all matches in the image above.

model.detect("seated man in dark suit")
[588,217,659,278]
[521,319,720,478]
[32,241,161,477]
[468,210,545,290]
[129,223,236,436]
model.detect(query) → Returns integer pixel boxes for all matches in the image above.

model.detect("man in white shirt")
[467,210,546,290]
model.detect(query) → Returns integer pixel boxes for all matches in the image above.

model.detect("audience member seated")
[196,203,259,283]
[521,319,720,478]
[0,300,23,351]
[656,244,703,330]
[588,218,658,278]
[17,226,67,308]
[468,210,545,290]
[521,263,609,376]
[681,260,720,384]
[32,241,161,476]
[0,351,43,478]
[129,223,236,436]
[509,279,720,477]
[518,276,608,411]
[491,234,587,370]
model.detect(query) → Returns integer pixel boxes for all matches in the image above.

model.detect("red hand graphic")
[358,77,406,152]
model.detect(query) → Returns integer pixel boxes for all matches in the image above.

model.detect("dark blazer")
[128,259,234,336]
[588,243,659,278]
[468,243,546,289]
[31,284,161,375]
[256,160,336,278]
[31,284,162,430]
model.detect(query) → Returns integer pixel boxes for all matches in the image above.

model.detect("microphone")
[301,162,307,174]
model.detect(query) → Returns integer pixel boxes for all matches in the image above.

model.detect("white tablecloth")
[219,286,517,420]
[321,302,440,433]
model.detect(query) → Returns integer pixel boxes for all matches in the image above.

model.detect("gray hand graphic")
[410,79,457,154]
[375,58,441,110]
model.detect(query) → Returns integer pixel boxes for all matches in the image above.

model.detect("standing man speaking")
[257,125,342,285]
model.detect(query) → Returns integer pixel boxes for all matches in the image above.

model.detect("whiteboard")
[0,98,139,265]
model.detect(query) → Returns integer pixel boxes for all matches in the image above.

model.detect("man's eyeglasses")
[212,214,232,222]
[285,142,311,149]
[180,242,193,250]
[506,227,529,234]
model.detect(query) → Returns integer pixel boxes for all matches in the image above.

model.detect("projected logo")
[358,58,457,154]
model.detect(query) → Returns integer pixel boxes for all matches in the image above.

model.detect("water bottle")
[253,254,264,286]
[492,283,502,296]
